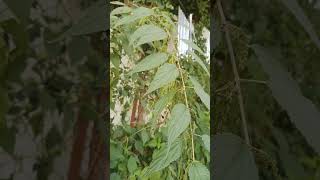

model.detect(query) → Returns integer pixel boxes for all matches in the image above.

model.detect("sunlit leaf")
[181,39,205,55]
[280,0,320,50]
[146,63,179,94]
[213,133,259,180]
[190,76,210,110]
[188,162,210,180]
[201,134,210,152]
[130,25,167,47]
[110,1,126,6]
[129,53,168,74]
[111,6,132,16]
[252,44,320,154]
[189,51,209,76]
[115,7,153,27]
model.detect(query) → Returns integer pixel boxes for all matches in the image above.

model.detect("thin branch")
[240,78,267,85]
[217,0,251,145]
[176,59,195,161]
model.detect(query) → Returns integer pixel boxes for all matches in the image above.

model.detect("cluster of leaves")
[212,0,320,179]
[110,1,210,179]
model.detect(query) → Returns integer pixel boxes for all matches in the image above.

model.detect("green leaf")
[129,53,168,74]
[201,135,210,152]
[189,76,210,110]
[213,133,259,180]
[111,6,132,16]
[151,91,176,126]
[140,130,150,145]
[127,156,138,173]
[166,104,191,151]
[280,0,320,51]
[3,0,32,24]
[181,39,205,55]
[143,139,182,177]
[188,162,210,180]
[130,25,167,47]
[115,7,154,27]
[110,1,126,6]
[110,173,122,180]
[252,44,320,154]
[189,51,209,76]
[146,63,179,94]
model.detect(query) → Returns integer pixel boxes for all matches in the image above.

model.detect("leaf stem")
[217,0,251,145]
[176,59,195,161]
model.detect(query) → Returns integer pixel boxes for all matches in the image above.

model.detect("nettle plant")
[110,1,210,180]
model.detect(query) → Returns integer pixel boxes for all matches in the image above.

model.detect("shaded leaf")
[143,139,182,177]
[280,0,320,50]
[213,133,259,180]
[129,53,168,74]
[188,162,210,180]
[146,63,179,94]
[190,76,210,110]
[151,91,176,126]
[272,128,308,180]
[252,44,320,154]
[114,7,153,27]
[110,173,122,180]
[130,25,167,47]
[3,0,32,24]
[181,39,205,55]
[201,134,210,152]
[189,51,209,75]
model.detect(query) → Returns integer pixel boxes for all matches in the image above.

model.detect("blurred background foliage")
[212,0,320,179]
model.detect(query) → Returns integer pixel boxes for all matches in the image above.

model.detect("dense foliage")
[110,1,210,179]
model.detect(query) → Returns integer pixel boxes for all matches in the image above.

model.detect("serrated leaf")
[213,133,259,180]
[129,53,168,74]
[111,6,132,16]
[252,44,320,154]
[280,0,320,50]
[115,7,153,27]
[189,51,209,76]
[201,135,210,152]
[181,39,205,55]
[146,63,179,94]
[188,162,210,180]
[143,139,182,177]
[127,156,138,173]
[130,25,167,47]
[167,104,191,150]
[190,76,210,110]
[151,91,176,126]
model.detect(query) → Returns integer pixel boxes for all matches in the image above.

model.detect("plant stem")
[176,59,195,161]
[217,0,251,145]
[240,78,267,85]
